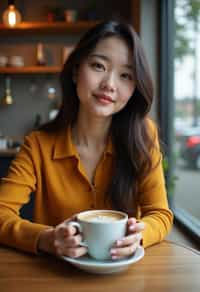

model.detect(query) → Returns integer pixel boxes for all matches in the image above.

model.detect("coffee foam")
[79,212,124,222]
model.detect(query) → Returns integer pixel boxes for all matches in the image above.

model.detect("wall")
[0,0,89,137]
[0,76,61,136]
[0,31,75,136]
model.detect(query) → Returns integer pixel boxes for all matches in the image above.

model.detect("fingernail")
[110,249,117,255]
[116,240,123,246]
[112,255,118,260]
[129,225,135,231]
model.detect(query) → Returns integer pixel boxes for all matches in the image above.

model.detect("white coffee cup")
[69,210,128,260]
[9,56,24,67]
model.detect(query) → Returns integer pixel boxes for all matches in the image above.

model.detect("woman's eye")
[121,73,133,80]
[91,62,105,71]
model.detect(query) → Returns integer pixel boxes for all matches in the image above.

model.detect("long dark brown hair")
[41,21,157,213]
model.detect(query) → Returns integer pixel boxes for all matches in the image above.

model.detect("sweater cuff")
[15,221,52,254]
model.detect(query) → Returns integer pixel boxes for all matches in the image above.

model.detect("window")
[159,0,200,242]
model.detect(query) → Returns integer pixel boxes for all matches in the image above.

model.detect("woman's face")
[75,36,136,119]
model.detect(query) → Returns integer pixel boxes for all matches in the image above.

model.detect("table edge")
[164,240,200,255]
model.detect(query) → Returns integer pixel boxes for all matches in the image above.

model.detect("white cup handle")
[67,221,88,248]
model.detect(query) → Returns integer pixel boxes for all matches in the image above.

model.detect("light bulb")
[1,77,14,106]
[2,4,22,27]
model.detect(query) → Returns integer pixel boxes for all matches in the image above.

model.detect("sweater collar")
[53,127,113,159]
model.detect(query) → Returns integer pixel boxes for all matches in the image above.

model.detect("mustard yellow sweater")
[0,121,173,253]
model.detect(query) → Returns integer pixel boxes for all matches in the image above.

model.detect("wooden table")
[0,241,199,292]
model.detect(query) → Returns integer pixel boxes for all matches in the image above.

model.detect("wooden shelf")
[0,21,99,35]
[0,66,61,74]
[0,148,19,157]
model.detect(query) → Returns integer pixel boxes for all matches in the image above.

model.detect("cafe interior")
[0,0,199,291]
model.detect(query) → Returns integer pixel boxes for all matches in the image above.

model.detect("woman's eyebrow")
[89,53,109,62]
[89,54,132,69]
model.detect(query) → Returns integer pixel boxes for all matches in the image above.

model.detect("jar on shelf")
[64,10,77,22]
[0,132,7,150]
[36,43,46,66]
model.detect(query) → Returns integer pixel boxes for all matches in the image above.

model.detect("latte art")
[79,211,125,222]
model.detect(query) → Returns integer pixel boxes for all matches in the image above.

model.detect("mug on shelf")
[64,10,77,22]
[9,56,24,67]
[0,135,7,150]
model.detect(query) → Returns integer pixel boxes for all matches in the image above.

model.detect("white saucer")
[61,246,144,274]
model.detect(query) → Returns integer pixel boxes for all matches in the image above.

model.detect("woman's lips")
[94,94,115,104]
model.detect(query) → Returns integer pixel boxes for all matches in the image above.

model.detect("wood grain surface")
[0,241,199,292]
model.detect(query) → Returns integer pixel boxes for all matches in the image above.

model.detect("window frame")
[158,0,200,245]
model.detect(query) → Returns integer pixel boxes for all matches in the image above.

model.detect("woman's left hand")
[110,217,145,260]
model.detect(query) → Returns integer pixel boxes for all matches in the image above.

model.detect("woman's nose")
[100,72,116,92]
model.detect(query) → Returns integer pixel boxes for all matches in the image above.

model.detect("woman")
[0,21,173,260]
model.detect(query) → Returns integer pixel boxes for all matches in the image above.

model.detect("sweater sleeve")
[138,121,173,248]
[0,133,50,253]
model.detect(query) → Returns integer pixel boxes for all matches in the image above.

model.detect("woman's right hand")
[37,218,88,258]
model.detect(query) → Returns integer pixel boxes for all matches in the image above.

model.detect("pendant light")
[2,0,22,27]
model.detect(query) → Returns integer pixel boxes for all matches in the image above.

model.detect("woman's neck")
[72,114,111,149]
